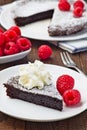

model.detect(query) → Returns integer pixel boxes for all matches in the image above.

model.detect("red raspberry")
[0,32,5,47]
[4,30,18,43]
[73,6,83,17]
[16,38,32,51]
[0,47,3,56]
[63,89,81,106]
[73,0,84,9]
[38,45,52,60]
[58,0,71,11]
[4,42,19,55]
[9,26,21,37]
[56,74,74,95]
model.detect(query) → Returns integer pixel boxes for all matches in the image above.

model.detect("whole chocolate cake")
[13,0,87,36]
[13,1,57,26]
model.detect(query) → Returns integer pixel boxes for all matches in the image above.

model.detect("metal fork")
[60,51,86,77]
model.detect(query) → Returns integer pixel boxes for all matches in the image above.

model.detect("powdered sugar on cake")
[5,60,62,99]
[6,76,62,99]
[49,4,87,31]
[48,1,87,36]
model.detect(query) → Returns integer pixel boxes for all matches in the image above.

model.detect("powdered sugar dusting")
[49,3,87,31]
[7,76,62,99]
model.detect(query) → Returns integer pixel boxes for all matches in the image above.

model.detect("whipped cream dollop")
[18,60,52,89]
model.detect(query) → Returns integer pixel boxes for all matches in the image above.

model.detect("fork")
[60,51,86,77]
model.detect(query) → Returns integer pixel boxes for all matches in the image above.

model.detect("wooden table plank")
[0,113,25,130]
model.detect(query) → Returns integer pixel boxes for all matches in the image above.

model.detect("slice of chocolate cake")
[4,76,63,111]
[3,60,63,111]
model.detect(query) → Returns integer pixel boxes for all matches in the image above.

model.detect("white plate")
[0,64,87,122]
[0,48,31,64]
[1,5,87,41]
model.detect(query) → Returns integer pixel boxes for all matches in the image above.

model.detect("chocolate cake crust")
[48,24,87,36]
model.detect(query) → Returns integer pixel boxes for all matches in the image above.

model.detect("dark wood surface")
[0,0,87,130]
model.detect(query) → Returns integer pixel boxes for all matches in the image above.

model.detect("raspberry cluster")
[58,0,85,17]
[56,74,81,106]
[0,26,32,56]
[73,0,84,17]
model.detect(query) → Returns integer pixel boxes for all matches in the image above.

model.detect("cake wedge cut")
[4,76,63,111]
[4,60,63,111]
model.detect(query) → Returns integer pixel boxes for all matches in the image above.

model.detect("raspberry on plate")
[38,45,52,60]
[58,0,71,11]
[56,74,74,95]
[73,0,84,9]
[4,42,19,55]
[73,6,83,17]
[63,89,81,106]
[16,38,32,51]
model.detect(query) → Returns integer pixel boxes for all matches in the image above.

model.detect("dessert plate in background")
[0,64,87,121]
[1,5,87,41]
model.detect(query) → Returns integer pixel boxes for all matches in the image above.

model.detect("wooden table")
[0,0,87,130]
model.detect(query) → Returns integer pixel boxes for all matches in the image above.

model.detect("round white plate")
[0,64,87,122]
[1,5,87,41]
[0,48,31,64]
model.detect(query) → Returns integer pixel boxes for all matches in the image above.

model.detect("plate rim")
[0,64,87,122]
[0,48,31,60]
[0,48,31,64]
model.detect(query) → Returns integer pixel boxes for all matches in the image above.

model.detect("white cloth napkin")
[58,39,87,53]
[49,39,87,53]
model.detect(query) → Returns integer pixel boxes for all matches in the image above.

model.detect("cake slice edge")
[4,77,63,111]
